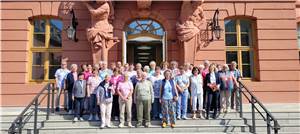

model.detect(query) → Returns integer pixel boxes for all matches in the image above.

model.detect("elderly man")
[230,61,242,111]
[54,61,70,112]
[134,72,154,128]
[65,64,78,114]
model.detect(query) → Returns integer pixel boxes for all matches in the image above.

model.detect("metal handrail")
[238,81,280,134]
[8,83,53,134]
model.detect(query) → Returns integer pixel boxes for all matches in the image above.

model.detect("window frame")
[29,17,62,83]
[225,18,256,80]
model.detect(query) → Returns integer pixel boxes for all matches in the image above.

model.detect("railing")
[238,81,280,134]
[8,83,55,134]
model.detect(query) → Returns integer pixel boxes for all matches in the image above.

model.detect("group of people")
[54,60,242,128]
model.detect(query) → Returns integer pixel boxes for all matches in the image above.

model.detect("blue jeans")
[74,97,84,119]
[176,89,189,118]
[151,98,161,119]
[89,94,99,114]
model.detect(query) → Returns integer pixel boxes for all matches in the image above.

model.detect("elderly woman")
[190,67,204,119]
[87,69,102,121]
[149,66,164,120]
[110,68,123,121]
[97,75,114,128]
[134,72,154,128]
[149,61,156,75]
[117,72,134,128]
[219,64,237,113]
[160,70,178,128]
[205,64,221,119]
[175,66,189,120]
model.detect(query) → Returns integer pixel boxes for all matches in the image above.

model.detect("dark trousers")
[111,95,120,118]
[151,98,161,119]
[203,86,208,109]
[74,97,84,119]
[67,90,73,112]
[206,90,219,118]
[89,94,99,114]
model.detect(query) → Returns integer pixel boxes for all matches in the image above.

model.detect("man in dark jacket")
[65,64,78,114]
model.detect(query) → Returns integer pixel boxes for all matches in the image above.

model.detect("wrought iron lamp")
[208,9,223,41]
[66,9,78,42]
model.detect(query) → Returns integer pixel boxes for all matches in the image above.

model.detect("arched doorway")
[122,19,167,66]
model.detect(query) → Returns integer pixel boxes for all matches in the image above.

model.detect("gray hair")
[70,64,78,69]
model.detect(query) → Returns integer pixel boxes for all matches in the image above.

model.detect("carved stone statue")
[176,0,206,63]
[176,0,206,42]
[85,1,117,63]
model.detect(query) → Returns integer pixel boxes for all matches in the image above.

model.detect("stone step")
[2,111,299,121]
[2,119,299,133]
[7,124,300,133]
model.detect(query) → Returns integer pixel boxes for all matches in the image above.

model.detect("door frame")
[122,31,167,64]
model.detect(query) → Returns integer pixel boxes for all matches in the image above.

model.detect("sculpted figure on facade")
[85,1,117,63]
[176,0,206,43]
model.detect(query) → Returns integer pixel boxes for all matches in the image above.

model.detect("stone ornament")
[136,0,152,18]
[176,0,206,42]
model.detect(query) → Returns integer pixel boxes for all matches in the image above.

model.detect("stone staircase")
[1,104,300,134]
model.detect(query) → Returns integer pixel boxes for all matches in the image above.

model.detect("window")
[30,18,62,81]
[125,19,164,39]
[225,19,255,78]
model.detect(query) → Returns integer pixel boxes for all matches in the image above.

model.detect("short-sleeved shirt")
[175,74,189,90]
[162,80,174,100]
[149,74,164,98]
[87,76,102,94]
[99,69,113,80]
[117,81,133,98]
[230,69,242,80]
[220,71,234,91]
[54,68,70,89]
[83,71,92,80]
[190,74,203,95]
[185,70,192,77]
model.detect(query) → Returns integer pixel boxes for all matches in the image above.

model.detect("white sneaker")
[73,118,78,122]
[118,123,124,128]
[79,117,83,121]
[95,115,100,121]
[100,124,105,129]
[106,124,112,128]
[177,115,181,120]
[128,123,133,128]
[192,114,197,119]
[88,114,93,121]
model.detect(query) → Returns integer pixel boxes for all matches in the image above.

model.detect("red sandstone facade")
[1,0,300,106]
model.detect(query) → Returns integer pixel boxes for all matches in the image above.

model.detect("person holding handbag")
[205,64,221,119]
[160,70,178,128]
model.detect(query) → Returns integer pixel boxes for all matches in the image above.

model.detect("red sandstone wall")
[1,0,300,106]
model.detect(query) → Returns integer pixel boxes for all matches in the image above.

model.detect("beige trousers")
[119,97,132,125]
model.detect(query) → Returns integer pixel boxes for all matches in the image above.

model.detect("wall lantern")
[66,9,78,42]
[208,9,223,41]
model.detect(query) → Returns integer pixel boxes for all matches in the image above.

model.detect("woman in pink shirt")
[87,69,102,121]
[117,72,134,128]
[110,68,123,121]
[83,64,93,80]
